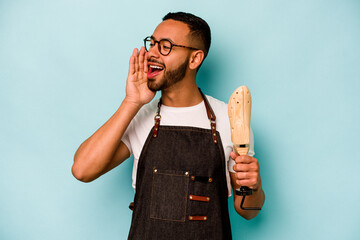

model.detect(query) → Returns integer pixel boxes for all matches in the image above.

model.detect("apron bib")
[128,92,232,239]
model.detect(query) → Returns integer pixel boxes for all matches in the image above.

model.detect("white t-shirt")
[122,95,255,197]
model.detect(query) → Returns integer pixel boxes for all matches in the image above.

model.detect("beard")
[147,57,189,92]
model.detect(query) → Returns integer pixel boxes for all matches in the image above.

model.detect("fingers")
[235,171,257,181]
[233,169,259,189]
[229,151,238,160]
[231,152,259,172]
[134,48,139,73]
[138,47,146,73]
[231,153,260,189]
[233,163,257,172]
[129,47,148,75]
[144,52,148,73]
[128,48,138,75]
[235,178,258,189]
[231,152,256,164]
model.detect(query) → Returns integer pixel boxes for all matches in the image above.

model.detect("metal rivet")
[153,134,157,137]
[189,196,193,200]
[189,216,193,220]
[208,178,213,183]
[185,172,189,176]
[204,217,207,220]
[207,197,210,201]
[214,140,217,143]
[155,128,158,130]
[213,133,216,136]
[154,169,157,173]
[191,176,195,181]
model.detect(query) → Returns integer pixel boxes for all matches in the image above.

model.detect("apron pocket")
[150,168,189,222]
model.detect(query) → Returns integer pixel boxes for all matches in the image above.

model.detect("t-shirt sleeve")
[248,127,255,157]
[121,121,134,156]
[228,127,255,173]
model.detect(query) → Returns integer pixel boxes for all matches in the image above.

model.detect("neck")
[160,73,203,107]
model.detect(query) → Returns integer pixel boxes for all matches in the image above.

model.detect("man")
[72,12,265,239]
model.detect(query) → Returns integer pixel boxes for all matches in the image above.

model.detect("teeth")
[149,65,163,70]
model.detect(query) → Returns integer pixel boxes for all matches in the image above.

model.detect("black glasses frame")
[144,36,199,56]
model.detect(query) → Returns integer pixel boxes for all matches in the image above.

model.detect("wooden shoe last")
[228,86,251,155]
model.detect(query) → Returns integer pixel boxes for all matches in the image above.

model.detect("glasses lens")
[144,37,153,52]
[159,39,172,55]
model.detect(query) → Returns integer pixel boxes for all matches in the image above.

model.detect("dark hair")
[163,12,211,59]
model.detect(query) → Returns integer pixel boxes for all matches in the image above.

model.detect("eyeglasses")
[144,36,199,56]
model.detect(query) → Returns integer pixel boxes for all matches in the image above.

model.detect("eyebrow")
[150,35,174,43]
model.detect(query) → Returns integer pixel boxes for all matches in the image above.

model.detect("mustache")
[148,58,165,68]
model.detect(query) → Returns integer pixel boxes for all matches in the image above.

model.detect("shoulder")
[134,98,160,121]
[123,99,160,154]
[127,98,160,133]
[205,95,227,107]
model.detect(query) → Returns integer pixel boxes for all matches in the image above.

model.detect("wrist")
[123,96,144,110]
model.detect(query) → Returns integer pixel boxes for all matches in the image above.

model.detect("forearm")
[230,171,265,220]
[72,98,143,182]
[233,184,265,220]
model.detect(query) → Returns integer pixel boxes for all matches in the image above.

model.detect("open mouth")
[147,64,164,79]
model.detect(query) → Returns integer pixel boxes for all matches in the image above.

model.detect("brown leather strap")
[189,195,210,202]
[152,89,218,143]
[199,89,216,122]
[152,99,162,138]
[188,216,208,221]
[199,89,218,144]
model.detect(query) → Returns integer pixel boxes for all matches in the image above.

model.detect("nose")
[147,42,161,59]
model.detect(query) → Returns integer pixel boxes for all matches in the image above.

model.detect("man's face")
[146,20,192,91]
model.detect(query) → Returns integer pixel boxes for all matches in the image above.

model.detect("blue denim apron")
[128,92,232,239]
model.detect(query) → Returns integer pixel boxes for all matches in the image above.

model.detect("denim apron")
[128,92,232,239]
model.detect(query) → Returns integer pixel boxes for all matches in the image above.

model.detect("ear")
[188,50,205,70]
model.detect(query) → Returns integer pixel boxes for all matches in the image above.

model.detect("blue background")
[1,0,359,239]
